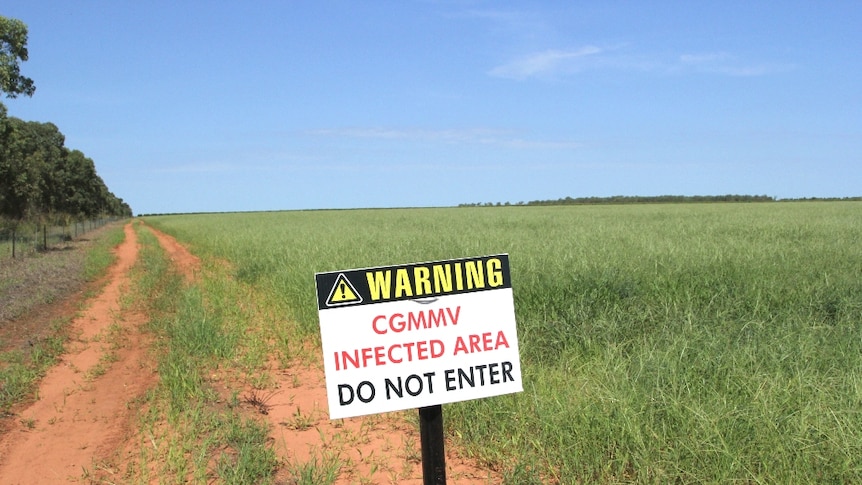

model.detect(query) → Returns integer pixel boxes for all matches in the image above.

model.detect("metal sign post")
[419,404,446,484]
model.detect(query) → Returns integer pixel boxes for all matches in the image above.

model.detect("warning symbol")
[326,273,362,307]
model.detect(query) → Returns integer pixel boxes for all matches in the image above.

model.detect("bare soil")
[0,222,500,483]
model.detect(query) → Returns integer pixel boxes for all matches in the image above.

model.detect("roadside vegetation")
[126,223,279,483]
[144,201,862,483]
[0,223,126,413]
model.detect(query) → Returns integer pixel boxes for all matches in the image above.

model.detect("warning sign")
[315,254,523,419]
[326,273,363,306]
[316,254,511,309]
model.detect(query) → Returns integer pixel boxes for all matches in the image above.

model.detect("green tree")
[28,121,66,219]
[69,150,105,218]
[0,15,36,255]
[0,117,45,222]
[59,149,95,219]
[0,15,35,98]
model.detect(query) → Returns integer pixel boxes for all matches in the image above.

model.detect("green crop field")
[144,201,862,483]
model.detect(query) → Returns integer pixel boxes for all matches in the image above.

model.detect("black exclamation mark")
[339,281,346,299]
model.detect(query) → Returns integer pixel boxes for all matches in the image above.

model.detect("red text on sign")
[372,306,461,335]
[452,331,510,355]
[334,339,445,371]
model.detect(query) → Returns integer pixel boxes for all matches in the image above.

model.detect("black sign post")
[419,404,446,484]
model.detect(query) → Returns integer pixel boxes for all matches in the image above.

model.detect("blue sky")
[3,1,860,214]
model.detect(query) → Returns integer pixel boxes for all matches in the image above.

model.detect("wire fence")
[0,217,122,260]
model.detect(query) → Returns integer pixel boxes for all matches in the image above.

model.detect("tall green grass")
[129,224,276,484]
[83,222,128,279]
[145,202,862,483]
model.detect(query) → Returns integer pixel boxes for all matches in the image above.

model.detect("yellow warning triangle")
[326,273,362,306]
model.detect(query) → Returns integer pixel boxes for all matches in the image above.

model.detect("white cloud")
[679,51,795,77]
[490,45,793,81]
[488,46,604,80]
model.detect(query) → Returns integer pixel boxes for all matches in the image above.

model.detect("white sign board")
[315,254,523,419]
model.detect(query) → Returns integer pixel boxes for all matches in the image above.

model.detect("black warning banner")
[315,254,511,310]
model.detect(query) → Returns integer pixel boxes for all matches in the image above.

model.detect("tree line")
[460,194,862,208]
[0,105,132,222]
[460,194,776,207]
[1,15,131,239]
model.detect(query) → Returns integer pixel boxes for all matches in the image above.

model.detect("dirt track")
[0,223,151,483]
[0,222,499,483]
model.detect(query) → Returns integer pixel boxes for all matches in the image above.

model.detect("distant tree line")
[460,194,862,207]
[0,15,131,240]
[460,195,776,207]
